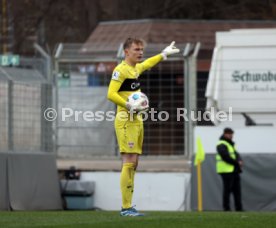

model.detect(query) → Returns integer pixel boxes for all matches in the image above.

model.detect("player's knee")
[122,153,138,163]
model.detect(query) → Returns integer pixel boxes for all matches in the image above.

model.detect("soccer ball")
[127,92,149,111]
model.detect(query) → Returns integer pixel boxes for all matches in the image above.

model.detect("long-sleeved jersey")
[107,54,163,114]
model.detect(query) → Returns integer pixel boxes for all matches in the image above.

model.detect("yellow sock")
[120,163,135,209]
[130,169,136,204]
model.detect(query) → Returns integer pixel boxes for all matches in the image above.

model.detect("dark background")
[2,0,276,55]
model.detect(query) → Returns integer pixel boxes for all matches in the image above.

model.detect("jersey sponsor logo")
[131,82,140,90]
[112,71,120,80]
[118,78,141,92]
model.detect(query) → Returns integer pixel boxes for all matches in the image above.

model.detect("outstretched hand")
[161,41,180,60]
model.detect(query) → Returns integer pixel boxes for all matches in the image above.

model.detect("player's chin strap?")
[161,41,180,60]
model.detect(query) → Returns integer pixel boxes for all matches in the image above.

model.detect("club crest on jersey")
[128,142,134,148]
[112,71,120,80]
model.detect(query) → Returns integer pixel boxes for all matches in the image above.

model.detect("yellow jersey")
[107,54,163,114]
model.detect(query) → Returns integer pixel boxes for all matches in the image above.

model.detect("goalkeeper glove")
[161,41,180,60]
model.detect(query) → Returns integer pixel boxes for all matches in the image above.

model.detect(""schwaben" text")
[232,71,276,82]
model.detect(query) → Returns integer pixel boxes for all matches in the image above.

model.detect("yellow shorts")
[115,111,144,154]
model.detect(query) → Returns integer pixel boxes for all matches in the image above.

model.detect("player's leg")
[128,123,143,203]
[120,153,138,209]
[115,122,143,216]
[120,153,144,216]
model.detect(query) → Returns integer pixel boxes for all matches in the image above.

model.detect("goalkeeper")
[107,37,179,216]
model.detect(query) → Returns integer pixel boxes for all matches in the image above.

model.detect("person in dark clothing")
[216,127,243,211]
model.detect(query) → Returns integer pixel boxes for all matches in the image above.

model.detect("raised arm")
[138,54,163,73]
[138,41,180,74]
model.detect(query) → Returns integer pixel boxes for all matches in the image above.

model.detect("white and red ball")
[127,92,149,111]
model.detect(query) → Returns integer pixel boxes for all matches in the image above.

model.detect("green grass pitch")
[0,211,275,228]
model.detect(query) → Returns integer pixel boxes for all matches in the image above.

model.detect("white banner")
[206,31,276,113]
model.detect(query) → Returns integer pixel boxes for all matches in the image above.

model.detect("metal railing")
[0,44,53,153]
[0,68,53,153]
